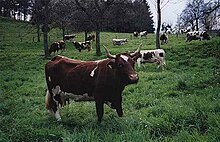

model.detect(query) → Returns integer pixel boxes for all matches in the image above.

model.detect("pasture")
[0,17,220,142]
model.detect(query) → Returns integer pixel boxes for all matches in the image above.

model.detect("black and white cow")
[112,39,128,46]
[136,49,166,70]
[133,32,139,38]
[186,31,210,42]
[160,33,168,44]
[139,31,148,37]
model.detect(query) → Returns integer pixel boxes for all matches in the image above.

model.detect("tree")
[156,0,161,49]
[51,0,75,40]
[75,0,115,56]
[0,0,32,21]
[42,0,50,58]
[179,0,220,30]
[150,0,170,49]
[201,0,220,30]
[31,0,44,42]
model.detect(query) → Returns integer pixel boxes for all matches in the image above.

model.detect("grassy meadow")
[0,16,220,142]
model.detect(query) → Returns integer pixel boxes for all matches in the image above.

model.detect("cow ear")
[107,60,116,69]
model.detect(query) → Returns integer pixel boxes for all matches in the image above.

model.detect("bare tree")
[150,0,170,49]
[42,0,51,58]
[75,0,115,56]
[156,0,161,49]
[51,0,74,40]
[179,0,220,30]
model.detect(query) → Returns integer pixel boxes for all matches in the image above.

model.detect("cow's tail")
[45,90,51,111]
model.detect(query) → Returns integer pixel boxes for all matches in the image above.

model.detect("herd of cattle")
[48,29,210,55]
[45,30,211,122]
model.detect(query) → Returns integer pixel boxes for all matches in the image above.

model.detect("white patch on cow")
[108,65,112,69]
[48,76,51,82]
[120,55,128,62]
[52,85,61,96]
[95,59,106,63]
[54,110,62,121]
[45,90,51,110]
[90,66,98,77]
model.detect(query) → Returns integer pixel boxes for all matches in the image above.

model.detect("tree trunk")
[43,2,49,58]
[85,30,88,42]
[37,24,40,42]
[96,30,101,56]
[23,4,27,21]
[156,0,161,49]
[196,18,199,31]
[43,27,49,58]
[62,25,65,40]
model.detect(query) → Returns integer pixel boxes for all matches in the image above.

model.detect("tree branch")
[74,0,96,25]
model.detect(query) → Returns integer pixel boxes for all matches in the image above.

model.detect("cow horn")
[130,43,142,57]
[103,45,116,59]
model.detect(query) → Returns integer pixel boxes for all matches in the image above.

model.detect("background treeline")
[177,0,220,31]
[0,0,155,33]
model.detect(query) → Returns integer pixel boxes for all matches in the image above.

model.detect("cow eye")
[118,64,123,68]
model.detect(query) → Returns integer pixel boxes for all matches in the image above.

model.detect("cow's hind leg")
[45,90,62,121]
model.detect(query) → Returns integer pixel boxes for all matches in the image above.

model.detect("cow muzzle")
[128,73,139,83]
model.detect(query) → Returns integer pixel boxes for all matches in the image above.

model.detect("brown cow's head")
[104,46,139,84]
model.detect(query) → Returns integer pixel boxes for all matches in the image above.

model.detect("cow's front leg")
[116,105,123,117]
[115,96,123,117]
[95,101,104,122]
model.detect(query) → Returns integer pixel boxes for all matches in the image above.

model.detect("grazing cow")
[87,34,95,41]
[133,32,139,37]
[72,41,92,52]
[186,31,210,42]
[63,34,76,41]
[49,40,66,55]
[112,39,128,46]
[200,31,210,40]
[49,42,59,55]
[45,47,140,122]
[186,33,201,42]
[136,49,166,70]
[160,33,168,44]
[139,31,148,37]
[58,40,66,52]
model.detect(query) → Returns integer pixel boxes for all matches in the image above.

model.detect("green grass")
[0,16,220,142]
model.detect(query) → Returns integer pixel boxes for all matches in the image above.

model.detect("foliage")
[178,0,220,30]
[0,0,32,21]
[0,17,220,142]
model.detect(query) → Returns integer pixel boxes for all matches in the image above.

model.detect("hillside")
[0,17,220,142]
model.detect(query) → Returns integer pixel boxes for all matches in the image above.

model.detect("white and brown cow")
[136,49,166,70]
[45,47,140,122]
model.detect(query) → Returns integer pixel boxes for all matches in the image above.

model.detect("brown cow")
[45,46,140,122]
